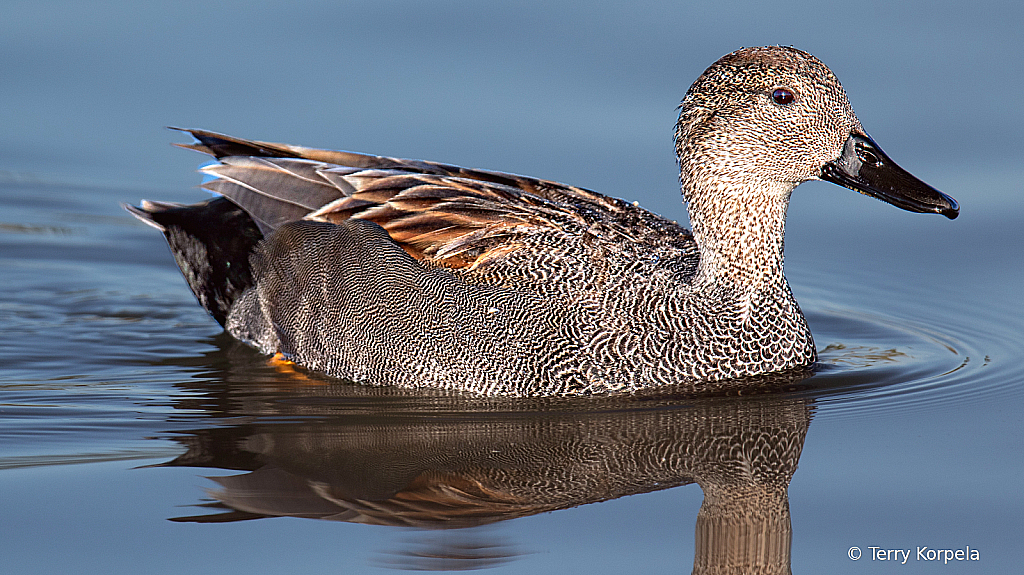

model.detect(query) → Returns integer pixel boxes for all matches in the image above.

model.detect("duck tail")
[124,197,263,327]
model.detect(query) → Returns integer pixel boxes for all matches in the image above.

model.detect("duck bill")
[820,131,959,219]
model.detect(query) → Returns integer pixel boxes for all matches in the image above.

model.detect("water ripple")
[793,281,1024,419]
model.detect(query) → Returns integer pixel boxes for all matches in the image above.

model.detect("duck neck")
[685,181,794,292]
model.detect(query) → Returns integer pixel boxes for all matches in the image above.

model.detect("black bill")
[820,131,959,219]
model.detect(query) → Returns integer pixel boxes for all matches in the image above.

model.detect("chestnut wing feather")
[181,129,692,269]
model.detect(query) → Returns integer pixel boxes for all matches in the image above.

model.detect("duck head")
[675,46,958,220]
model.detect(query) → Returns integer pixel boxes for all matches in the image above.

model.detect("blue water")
[2,1,1023,573]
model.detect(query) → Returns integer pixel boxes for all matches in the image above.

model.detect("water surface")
[2,1,1023,573]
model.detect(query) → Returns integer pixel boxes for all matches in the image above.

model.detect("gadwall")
[127,46,957,396]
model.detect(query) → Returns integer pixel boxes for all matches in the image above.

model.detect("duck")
[127,46,958,396]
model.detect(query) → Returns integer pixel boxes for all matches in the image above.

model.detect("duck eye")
[771,88,795,105]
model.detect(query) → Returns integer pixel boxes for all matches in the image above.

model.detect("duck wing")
[179,129,693,270]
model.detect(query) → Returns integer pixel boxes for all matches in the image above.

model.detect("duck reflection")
[159,353,812,573]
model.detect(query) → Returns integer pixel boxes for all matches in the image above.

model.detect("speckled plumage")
[128,46,957,396]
